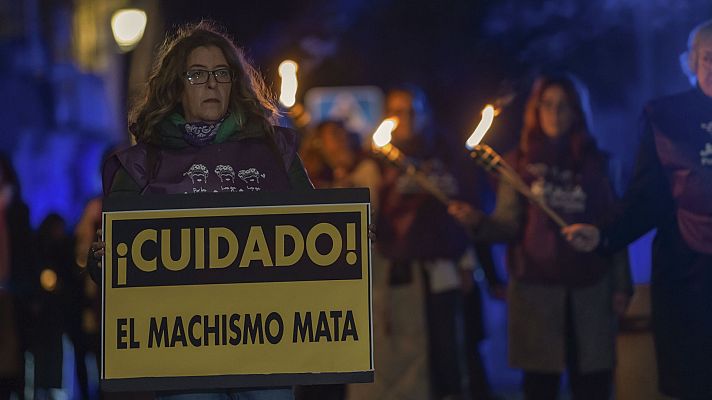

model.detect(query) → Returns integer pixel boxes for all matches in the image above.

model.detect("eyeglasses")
[185,68,233,85]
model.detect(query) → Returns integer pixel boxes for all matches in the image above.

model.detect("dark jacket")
[599,87,712,398]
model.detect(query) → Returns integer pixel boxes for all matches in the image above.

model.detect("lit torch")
[466,105,567,228]
[278,60,298,108]
[278,60,310,127]
[371,117,452,205]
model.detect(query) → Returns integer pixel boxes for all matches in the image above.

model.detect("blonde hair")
[681,19,712,85]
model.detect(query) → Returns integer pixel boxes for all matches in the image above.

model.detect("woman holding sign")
[90,21,312,400]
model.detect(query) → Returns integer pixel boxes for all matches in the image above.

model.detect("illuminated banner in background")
[304,86,384,138]
[101,189,372,391]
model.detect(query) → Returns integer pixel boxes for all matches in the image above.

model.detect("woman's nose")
[206,74,218,88]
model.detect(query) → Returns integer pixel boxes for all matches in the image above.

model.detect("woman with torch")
[448,73,631,400]
[375,85,502,400]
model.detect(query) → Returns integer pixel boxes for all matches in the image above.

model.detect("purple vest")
[103,129,296,196]
[648,89,712,254]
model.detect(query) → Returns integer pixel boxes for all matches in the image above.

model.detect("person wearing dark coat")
[0,153,33,400]
[564,19,712,399]
[377,86,502,400]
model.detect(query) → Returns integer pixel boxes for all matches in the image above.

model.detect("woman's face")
[538,85,575,139]
[695,37,712,97]
[181,45,232,122]
[386,91,415,142]
[319,123,355,169]
[538,85,576,139]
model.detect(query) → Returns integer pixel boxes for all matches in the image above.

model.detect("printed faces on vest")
[183,163,267,193]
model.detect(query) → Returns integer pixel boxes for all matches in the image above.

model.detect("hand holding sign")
[92,229,105,259]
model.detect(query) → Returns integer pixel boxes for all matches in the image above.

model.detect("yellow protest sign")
[101,189,372,391]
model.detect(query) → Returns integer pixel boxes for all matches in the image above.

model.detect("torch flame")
[278,60,298,108]
[372,117,399,148]
[465,104,495,150]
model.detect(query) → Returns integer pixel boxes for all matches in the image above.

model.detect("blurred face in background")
[695,37,712,97]
[538,85,575,139]
[386,90,415,143]
[181,45,232,122]
[319,122,355,170]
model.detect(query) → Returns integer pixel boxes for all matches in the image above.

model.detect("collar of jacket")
[157,111,266,149]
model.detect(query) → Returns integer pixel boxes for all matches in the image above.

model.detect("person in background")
[73,194,102,400]
[89,21,312,400]
[295,121,379,400]
[299,120,380,205]
[377,85,502,400]
[0,153,33,400]
[31,213,80,400]
[73,145,125,400]
[564,20,712,400]
[449,73,632,400]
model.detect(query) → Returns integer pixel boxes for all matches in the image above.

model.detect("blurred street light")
[111,8,147,52]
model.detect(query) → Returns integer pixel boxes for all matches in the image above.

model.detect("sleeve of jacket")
[473,243,504,286]
[471,180,524,243]
[288,154,314,190]
[87,167,142,284]
[598,113,672,254]
[610,248,634,296]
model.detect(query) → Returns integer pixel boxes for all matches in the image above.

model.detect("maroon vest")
[103,129,296,196]
[510,140,613,287]
[648,89,712,254]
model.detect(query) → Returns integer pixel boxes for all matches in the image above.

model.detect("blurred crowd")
[0,153,103,400]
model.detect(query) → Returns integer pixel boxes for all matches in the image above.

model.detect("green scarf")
[168,111,245,144]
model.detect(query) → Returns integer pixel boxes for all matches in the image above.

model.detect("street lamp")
[111,8,147,52]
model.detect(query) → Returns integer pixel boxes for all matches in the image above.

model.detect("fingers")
[447,201,468,215]
[447,201,477,227]
[561,224,600,252]
[368,223,377,241]
[91,240,106,260]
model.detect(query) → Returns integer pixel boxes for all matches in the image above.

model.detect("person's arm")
[350,158,382,213]
[610,248,633,316]
[599,115,672,253]
[74,198,101,268]
[87,168,142,283]
[288,154,315,190]
[472,180,523,243]
[107,168,142,195]
[473,243,504,287]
